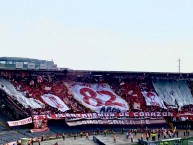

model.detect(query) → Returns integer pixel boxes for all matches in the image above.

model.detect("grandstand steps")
[95,134,138,145]
[0,111,13,132]
[17,128,57,138]
[0,140,6,145]
[0,130,28,143]
[33,136,98,145]
[0,121,9,130]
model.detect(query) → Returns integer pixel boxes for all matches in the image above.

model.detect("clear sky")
[0,0,193,72]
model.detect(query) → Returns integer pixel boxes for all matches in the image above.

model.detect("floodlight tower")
[178,58,181,73]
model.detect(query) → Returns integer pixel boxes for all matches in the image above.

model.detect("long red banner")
[7,117,32,127]
[32,111,179,120]
[66,118,166,126]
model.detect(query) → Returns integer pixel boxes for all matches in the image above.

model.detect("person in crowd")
[163,131,167,139]
[38,138,41,145]
[96,128,99,135]
[104,129,107,136]
[176,130,179,138]
[134,129,137,136]
[27,140,31,145]
[16,140,21,145]
[80,132,83,138]
[158,132,161,140]
[187,130,190,136]
[74,133,77,140]
[121,128,124,134]
[168,130,171,138]
[151,132,156,141]
[170,132,174,138]
[41,134,44,141]
[146,132,149,141]
[85,132,89,139]
[186,129,188,136]
[31,138,34,145]
[62,133,65,140]
[141,133,144,140]
[130,133,134,143]
[113,133,116,143]
[126,132,129,140]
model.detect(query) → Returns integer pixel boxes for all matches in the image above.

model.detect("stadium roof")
[0,68,192,80]
[0,57,193,80]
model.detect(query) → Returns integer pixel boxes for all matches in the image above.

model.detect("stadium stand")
[1,70,193,115]
[1,68,193,144]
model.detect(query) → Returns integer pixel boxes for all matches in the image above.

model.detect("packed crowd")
[1,70,193,116]
[0,71,90,116]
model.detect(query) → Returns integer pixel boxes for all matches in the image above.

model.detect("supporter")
[16,140,21,145]
[74,133,77,140]
[126,132,129,139]
[80,132,83,138]
[85,132,89,139]
[175,130,179,138]
[31,138,34,145]
[104,129,107,136]
[121,127,124,134]
[96,128,99,135]
[27,140,31,145]
[146,132,149,141]
[151,132,156,141]
[113,133,116,143]
[38,138,41,145]
[41,134,45,141]
[134,129,137,136]
[158,132,161,140]
[187,129,190,136]
[130,133,134,143]
[141,133,144,140]
[163,131,167,139]
[62,133,65,140]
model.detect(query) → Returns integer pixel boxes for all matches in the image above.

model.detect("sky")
[0,0,193,72]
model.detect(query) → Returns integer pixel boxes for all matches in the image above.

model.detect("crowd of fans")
[0,71,90,116]
[1,70,193,118]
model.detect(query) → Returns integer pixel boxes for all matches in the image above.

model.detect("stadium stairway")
[17,128,56,138]
[0,130,28,143]
[32,136,98,145]
[94,134,138,145]
[0,111,12,131]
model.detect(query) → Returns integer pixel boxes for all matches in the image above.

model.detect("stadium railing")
[93,136,105,145]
